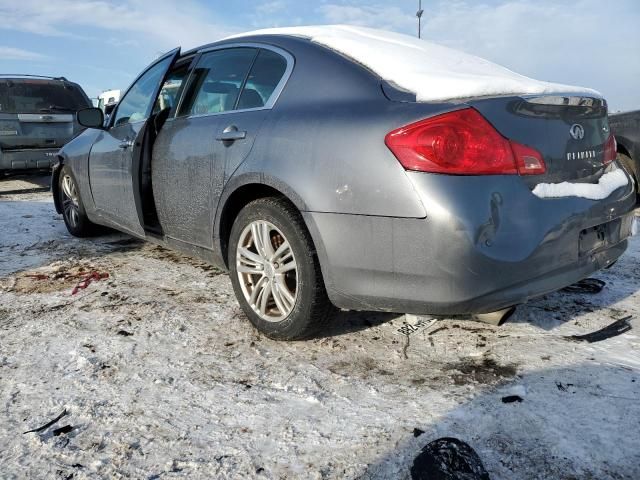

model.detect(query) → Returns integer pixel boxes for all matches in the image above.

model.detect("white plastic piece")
[226,25,599,102]
[531,169,629,200]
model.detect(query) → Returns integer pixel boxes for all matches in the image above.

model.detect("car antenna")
[416,0,424,39]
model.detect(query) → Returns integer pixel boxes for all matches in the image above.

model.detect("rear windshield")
[0,79,91,114]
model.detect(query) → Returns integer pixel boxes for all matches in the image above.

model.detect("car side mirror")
[77,107,105,129]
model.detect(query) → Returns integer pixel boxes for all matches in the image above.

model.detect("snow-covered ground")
[1,175,639,479]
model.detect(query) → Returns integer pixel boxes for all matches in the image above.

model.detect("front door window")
[113,55,175,127]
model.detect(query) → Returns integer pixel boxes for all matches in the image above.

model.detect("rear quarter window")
[237,49,288,110]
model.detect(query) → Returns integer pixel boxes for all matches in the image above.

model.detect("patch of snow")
[532,168,629,200]
[227,25,600,102]
[504,384,527,398]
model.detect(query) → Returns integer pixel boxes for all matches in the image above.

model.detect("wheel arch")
[617,139,632,159]
[213,174,334,286]
[214,174,309,266]
[617,139,638,180]
[51,154,66,214]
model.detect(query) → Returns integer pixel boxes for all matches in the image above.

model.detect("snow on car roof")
[227,25,599,102]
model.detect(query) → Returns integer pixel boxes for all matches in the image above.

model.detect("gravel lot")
[1,174,639,479]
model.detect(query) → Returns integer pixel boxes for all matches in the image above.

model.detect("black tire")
[57,165,101,237]
[228,197,334,340]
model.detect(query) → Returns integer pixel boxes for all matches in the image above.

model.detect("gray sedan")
[53,27,637,340]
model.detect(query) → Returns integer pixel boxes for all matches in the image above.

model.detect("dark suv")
[0,75,92,176]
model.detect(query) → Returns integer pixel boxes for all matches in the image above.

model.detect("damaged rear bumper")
[304,168,637,315]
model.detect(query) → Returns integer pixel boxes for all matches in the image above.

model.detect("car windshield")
[0,79,91,114]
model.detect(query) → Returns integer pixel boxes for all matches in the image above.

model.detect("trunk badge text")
[569,123,585,140]
[567,150,596,161]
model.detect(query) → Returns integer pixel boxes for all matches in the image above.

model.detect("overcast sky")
[0,0,638,111]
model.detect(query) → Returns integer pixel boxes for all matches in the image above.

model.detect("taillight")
[510,141,545,175]
[385,108,545,175]
[603,134,616,165]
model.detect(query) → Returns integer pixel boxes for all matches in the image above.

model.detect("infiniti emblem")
[569,123,585,140]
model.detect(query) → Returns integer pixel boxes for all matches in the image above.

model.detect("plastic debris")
[23,409,68,434]
[555,382,574,392]
[567,316,632,343]
[411,437,490,480]
[501,395,523,403]
[561,278,605,294]
[52,425,73,436]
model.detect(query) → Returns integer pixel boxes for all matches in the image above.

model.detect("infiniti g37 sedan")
[53,26,637,340]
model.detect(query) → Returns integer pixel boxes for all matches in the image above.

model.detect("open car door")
[88,48,180,237]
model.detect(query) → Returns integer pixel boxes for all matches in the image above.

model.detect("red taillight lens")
[385,108,545,175]
[603,134,616,165]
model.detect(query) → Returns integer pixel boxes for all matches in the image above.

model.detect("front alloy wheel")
[57,165,100,237]
[61,173,80,229]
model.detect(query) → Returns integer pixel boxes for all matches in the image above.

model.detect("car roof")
[181,33,300,58]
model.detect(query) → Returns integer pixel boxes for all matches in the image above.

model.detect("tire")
[57,165,100,237]
[228,197,334,340]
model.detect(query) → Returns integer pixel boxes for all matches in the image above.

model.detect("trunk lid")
[469,94,610,187]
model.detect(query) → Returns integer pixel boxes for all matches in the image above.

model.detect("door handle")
[216,125,246,142]
[118,139,134,149]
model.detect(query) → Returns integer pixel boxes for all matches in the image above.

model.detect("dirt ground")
[1,174,639,479]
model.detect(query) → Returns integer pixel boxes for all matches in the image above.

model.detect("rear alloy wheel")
[237,220,298,321]
[228,197,334,340]
[58,166,100,237]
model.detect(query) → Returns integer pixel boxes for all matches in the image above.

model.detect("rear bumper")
[304,166,637,315]
[0,148,59,171]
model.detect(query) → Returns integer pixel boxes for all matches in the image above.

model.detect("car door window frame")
[176,43,294,120]
[107,48,181,129]
[153,54,198,118]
